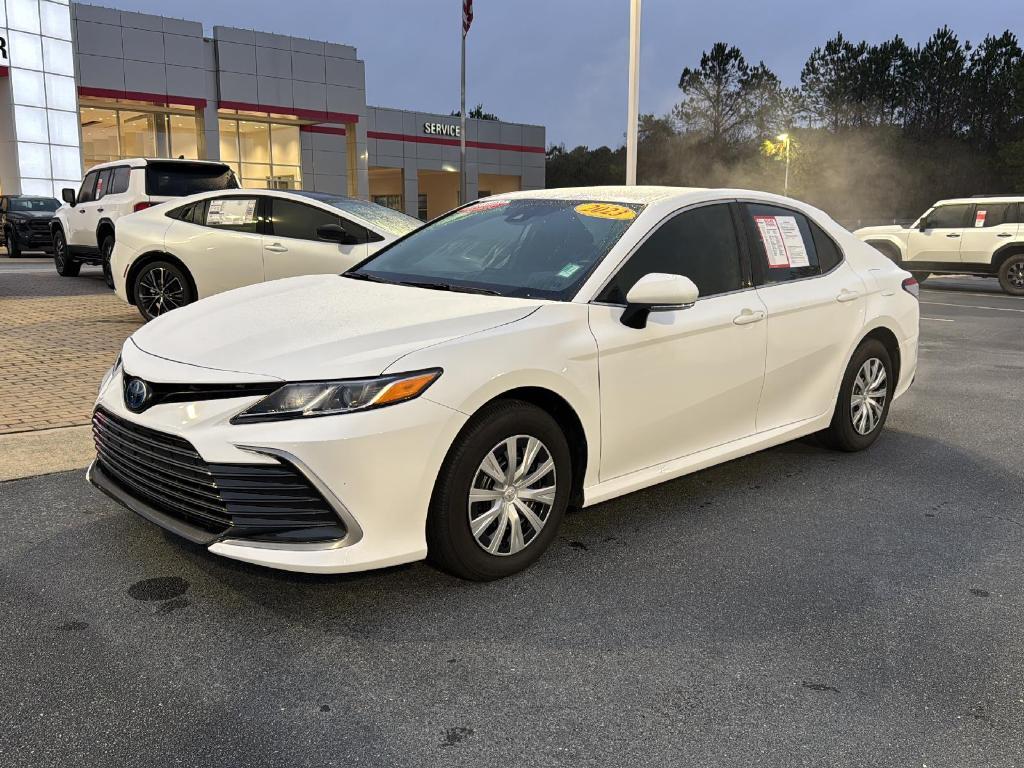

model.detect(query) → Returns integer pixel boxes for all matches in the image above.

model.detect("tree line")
[546,28,1024,224]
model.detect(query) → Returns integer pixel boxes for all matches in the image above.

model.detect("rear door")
[262,197,368,280]
[959,202,1019,266]
[741,202,867,432]
[906,203,970,265]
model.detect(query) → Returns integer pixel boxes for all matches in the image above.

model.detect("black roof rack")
[970,194,1023,198]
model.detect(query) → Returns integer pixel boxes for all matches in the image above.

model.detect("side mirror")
[917,218,929,232]
[61,188,76,206]
[620,273,699,329]
[316,223,359,245]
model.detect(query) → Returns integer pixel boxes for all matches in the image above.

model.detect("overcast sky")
[100,0,1021,148]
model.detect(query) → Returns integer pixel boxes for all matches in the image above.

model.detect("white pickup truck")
[854,196,1024,295]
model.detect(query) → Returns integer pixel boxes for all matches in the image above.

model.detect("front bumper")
[90,352,467,573]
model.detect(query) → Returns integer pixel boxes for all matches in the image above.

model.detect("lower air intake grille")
[92,407,346,542]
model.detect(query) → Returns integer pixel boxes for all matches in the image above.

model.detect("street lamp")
[776,132,791,196]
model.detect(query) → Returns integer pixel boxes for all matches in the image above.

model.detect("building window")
[80,103,201,172]
[218,116,302,190]
[418,193,428,221]
[372,194,404,212]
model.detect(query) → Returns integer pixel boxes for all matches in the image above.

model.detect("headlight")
[100,353,122,393]
[231,369,442,423]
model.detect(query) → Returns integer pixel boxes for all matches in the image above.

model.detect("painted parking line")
[921,317,955,322]
[921,289,1024,302]
[920,300,1024,314]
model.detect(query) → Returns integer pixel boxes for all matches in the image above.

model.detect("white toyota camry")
[89,186,920,580]
[110,189,420,321]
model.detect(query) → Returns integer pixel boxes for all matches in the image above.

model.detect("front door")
[906,203,971,265]
[69,170,102,248]
[588,203,767,481]
[262,197,367,281]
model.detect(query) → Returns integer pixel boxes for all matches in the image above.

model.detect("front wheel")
[997,254,1024,296]
[821,339,893,452]
[427,400,572,580]
[100,234,115,289]
[5,229,20,258]
[53,230,80,276]
[134,260,194,321]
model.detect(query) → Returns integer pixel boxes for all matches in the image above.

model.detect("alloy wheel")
[467,435,556,556]
[54,236,65,268]
[138,267,186,317]
[1008,261,1024,289]
[850,357,887,435]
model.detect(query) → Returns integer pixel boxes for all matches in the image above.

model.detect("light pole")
[776,132,791,196]
[625,0,642,185]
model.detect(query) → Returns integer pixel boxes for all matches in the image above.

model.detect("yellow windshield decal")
[575,203,636,220]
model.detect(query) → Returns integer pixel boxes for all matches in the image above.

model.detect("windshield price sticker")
[975,210,987,227]
[754,215,810,268]
[575,203,636,220]
[207,198,257,226]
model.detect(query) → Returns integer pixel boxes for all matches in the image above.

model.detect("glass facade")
[79,103,201,172]
[218,115,302,189]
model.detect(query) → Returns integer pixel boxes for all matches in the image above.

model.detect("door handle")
[946,233,960,238]
[733,309,766,325]
[997,232,1013,237]
[264,243,288,253]
[836,289,861,303]
[97,208,104,213]
[78,209,85,213]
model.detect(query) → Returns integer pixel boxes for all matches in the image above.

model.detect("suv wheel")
[998,254,1024,296]
[821,338,893,452]
[100,234,115,289]
[134,260,193,321]
[4,228,20,258]
[53,230,81,276]
[427,399,572,580]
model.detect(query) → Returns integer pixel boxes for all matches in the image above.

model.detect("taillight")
[133,201,155,212]
[901,277,919,298]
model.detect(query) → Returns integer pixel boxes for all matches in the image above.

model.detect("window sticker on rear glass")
[207,198,257,226]
[754,215,810,268]
[975,209,987,227]
[575,203,636,221]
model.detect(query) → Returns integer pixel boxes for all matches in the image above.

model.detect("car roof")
[934,196,1024,206]
[84,158,234,171]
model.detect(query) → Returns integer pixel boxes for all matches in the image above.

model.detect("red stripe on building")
[366,130,545,154]
[0,66,10,78]
[299,125,347,136]
[78,86,207,108]
[219,100,359,124]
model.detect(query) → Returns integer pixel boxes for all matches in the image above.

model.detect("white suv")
[52,158,238,287]
[854,196,1024,295]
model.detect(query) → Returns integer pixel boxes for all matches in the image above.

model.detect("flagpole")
[625,0,641,185]
[460,7,467,205]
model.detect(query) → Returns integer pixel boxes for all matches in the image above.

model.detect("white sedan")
[110,189,420,320]
[89,186,920,580]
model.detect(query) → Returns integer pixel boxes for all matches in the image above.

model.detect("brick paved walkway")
[0,265,141,434]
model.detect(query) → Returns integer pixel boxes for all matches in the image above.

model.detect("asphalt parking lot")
[1,272,1022,767]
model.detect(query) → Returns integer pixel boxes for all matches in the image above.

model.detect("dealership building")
[0,1,546,219]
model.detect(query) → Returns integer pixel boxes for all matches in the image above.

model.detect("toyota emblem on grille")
[124,377,152,412]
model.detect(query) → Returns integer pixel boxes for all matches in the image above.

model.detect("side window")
[971,202,1018,228]
[109,166,131,195]
[94,169,113,200]
[598,203,743,304]
[925,204,970,229]
[269,198,349,242]
[78,172,99,204]
[743,203,821,284]
[810,221,844,273]
[202,196,261,234]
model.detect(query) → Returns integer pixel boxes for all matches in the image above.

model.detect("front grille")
[28,219,51,233]
[92,407,346,543]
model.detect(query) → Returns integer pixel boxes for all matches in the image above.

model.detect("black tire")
[910,271,930,284]
[53,230,80,276]
[427,399,572,580]
[821,338,893,452]
[100,234,115,289]
[997,254,1024,296]
[133,260,194,321]
[4,229,19,258]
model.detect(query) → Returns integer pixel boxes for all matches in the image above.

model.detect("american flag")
[462,0,473,37]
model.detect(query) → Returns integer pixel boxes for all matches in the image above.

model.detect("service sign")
[423,122,460,138]
[0,33,9,64]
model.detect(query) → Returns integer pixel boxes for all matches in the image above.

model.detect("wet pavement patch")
[127,576,190,602]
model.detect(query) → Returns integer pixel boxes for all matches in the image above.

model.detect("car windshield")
[9,197,60,212]
[349,198,643,300]
[291,192,420,237]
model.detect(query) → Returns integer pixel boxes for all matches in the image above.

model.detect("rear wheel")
[100,234,115,289]
[821,338,893,452]
[53,230,81,276]
[427,399,572,580]
[134,260,193,321]
[997,254,1024,296]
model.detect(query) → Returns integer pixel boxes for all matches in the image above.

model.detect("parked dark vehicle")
[1,195,61,257]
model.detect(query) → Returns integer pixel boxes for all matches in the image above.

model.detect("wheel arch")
[125,251,197,307]
[859,325,902,386]
[863,238,904,264]
[95,218,116,249]
[992,242,1024,271]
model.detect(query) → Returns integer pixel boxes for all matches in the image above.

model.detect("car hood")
[9,211,55,220]
[853,224,909,237]
[130,274,543,381]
